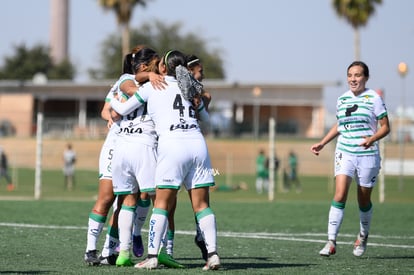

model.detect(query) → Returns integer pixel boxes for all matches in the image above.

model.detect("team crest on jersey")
[362,95,371,104]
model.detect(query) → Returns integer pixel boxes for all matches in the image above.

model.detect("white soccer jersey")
[109,74,157,144]
[110,76,209,138]
[98,83,123,179]
[110,75,214,190]
[336,88,388,156]
[139,76,205,138]
[109,74,158,194]
[104,79,123,138]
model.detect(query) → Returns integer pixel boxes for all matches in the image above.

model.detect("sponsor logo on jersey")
[117,127,143,134]
[169,123,198,131]
[344,123,365,130]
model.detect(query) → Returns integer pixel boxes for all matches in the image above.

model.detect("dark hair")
[121,45,153,74]
[186,54,201,69]
[122,53,134,74]
[163,50,187,77]
[347,61,369,78]
[131,48,159,74]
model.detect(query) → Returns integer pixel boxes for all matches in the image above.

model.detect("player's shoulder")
[120,73,135,79]
[118,73,136,84]
[138,81,156,94]
[362,88,384,103]
[140,81,154,89]
[338,90,352,99]
[362,88,377,95]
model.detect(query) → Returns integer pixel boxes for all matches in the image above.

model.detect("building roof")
[0,79,325,106]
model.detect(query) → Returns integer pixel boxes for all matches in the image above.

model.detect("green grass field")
[0,169,413,274]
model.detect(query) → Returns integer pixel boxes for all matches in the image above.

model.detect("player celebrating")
[110,50,220,270]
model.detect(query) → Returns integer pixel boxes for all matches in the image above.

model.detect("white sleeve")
[110,93,143,115]
[373,93,388,118]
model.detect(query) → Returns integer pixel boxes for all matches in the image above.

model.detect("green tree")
[98,0,150,58]
[0,44,75,81]
[332,0,382,60]
[89,20,225,80]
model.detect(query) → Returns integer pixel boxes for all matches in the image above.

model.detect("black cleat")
[99,254,118,265]
[84,250,100,266]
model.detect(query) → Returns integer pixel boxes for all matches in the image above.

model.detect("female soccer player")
[310,61,390,257]
[110,50,220,270]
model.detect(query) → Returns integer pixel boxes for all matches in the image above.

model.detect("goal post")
[379,139,385,203]
[268,117,275,201]
[34,102,44,200]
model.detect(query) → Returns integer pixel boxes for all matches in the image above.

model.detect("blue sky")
[2,0,414,113]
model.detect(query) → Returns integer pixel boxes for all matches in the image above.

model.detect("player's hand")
[106,118,114,129]
[110,110,121,124]
[149,72,167,90]
[359,136,373,149]
[310,143,324,156]
[202,90,211,111]
[192,94,202,109]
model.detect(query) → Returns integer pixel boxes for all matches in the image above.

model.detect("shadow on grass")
[180,256,316,270]
[369,255,414,260]
[0,272,52,274]
[219,262,315,270]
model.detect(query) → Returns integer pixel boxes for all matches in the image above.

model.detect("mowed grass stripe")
[2,222,413,249]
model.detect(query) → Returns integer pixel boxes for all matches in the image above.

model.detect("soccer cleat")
[319,240,336,256]
[353,234,368,257]
[84,250,100,266]
[115,250,134,267]
[202,253,220,270]
[134,257,159,270]
[132,235,144,257]
[158,248,185,268]
[7,184,14,191]
[194,235,208,261]
[99,254,118,265]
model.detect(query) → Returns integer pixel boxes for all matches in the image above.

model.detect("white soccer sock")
[166,230,174,255]
[118,205,135,253]
[147,208,168,256]
[359,203,373,237]
[256,178,263,193]
[197,207,217,254]
[101,225,119,257]
[86,212,106,252]
[133,199,151,236]
[327,201,345,241]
